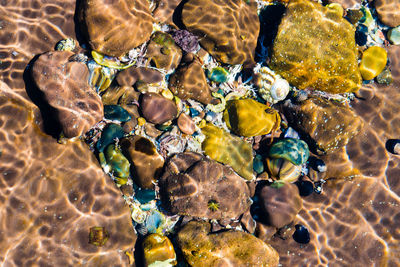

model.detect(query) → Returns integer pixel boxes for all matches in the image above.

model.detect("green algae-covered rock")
[269,138,309,166]
[270,0,361,94]
[177,221,279,267]
[202,123,254,180]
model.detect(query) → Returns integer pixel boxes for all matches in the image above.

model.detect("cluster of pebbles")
[15,0,400,265]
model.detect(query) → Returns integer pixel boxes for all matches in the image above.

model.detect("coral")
[31,51,103,138]
[375,0,400,27]
[282,97,363,154]
[145,31,182,73]
[142,234,177,267]
[169,58,213,105]
[181,0,260,65]
[78,0,153,57]
[176,221,279,266]
[120,136,164,189]
[268,138,310,166]
[159,152,251,220]
[359,46,388,81]
[259,183,303,228]
[140,93,177,124]
[223,98,281,137]
[270,0,362,94]
[201,123,254,180]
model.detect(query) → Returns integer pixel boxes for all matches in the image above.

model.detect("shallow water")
[0,0,399,266]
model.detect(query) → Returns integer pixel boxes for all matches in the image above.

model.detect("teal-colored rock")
[96,123,125,152]
[208,67,229,83]
[253,154,264,174]
[104,105,131,122]
[104,143,130,179]
[268,138,309,166]
[388,26,400,45]
[135,188,156,204]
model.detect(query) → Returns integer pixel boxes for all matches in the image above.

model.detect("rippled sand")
[1,0,399,266]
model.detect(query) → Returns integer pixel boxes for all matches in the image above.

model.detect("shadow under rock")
[24,55,63,138]
[172,0,189,30]
[74,0,90,49]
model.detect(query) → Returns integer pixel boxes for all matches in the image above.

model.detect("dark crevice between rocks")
[255,4,286,64]
[172,0,189,30]
[133,235,145,267]
[24,55,63,139]
[74,0,90,49]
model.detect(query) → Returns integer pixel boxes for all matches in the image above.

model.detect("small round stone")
[388,26,400,45]
[296,180,314,196]
[293,224,310,244]
[314,181,323,194]
[177,113,196,135]
[386,139,400,155]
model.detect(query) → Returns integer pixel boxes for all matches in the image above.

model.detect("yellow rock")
[223,99,280,137]
[142,234,176,267]
[201,123,254,180]
[359,46,388,80]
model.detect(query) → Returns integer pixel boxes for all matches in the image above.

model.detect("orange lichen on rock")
[0,81,136,266]
[31,51,103,138]
[78,0,153,57]
[270,0,362,94]
[182,0,260,65]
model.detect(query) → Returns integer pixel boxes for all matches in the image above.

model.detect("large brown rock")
[177,221,279,266]
[79,0,153,57]
[0,81,136,266]
[140,93,177,124]
[375,0,400,27]
[259,183,303,229]
[182,0,260,65]
[120,136,164,189]
[270,0,361,94]
[282,97,363,155]
[32,51,103,138]
[169,58,212,104]
[160,152,252,220]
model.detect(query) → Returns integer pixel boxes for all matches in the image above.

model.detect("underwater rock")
[96,123,125,152]
[140,93,177,124]
[177,113,196,135]
[293,224,310,244]
[160,152,251,220]
[177,221,279,266]
[78,0,153,57]
[120,136,164,189]
[103,143,131,184]
[270,0,361,94]
[142,234,177,267]
[146,31,182,73]
[223,98,281,137]
[268,138,310,166]
[202,123,254,180]
[0,82,136,265]
[87,59,117,93]
[116,67,163,87]
[171,29,200,53]
[169,58,213,105]
[153,0,182,25]
[266,158,302,183]
[375,0,400,27]
[388,26,400,45]
[181,0,259,65]
[31,51,103,138]
[104,105,131,122]
[208,67,229,83]
[55,38,77,52]
[282,97,363,154]
[259,183,303,228]
[328,0,361,10]
[359,46,388,81]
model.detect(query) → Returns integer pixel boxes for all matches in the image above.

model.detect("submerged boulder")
[270,0,361,94]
